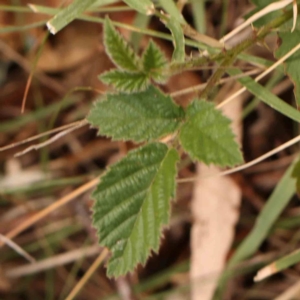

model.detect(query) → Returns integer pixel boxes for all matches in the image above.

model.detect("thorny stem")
[168,6,294,90]
[199,52,236,99]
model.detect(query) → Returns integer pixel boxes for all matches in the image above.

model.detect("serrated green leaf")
[142,40,167,71]
[142,40,168,83]
[46,0,96,34]
[158,0,185,24]
[123,0,155,15]
[163,16,185,63]
[87,85,185,142]
[92,142,179,277]
[179,101,243,167]
[104,17,141,71]
[275,30,300,105]
[100,70,149,92]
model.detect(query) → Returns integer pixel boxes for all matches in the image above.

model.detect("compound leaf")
[87,85,185,142]
[142,40,168,83]
[104,17,141,71]
[92,142,179,277]
[179,100,243,167]
[100,70,149,93]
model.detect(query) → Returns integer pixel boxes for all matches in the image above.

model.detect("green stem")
[171,6,293,100]
[199,52,236,99]
[169,7,293,75]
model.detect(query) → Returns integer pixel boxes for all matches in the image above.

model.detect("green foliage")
[142,40,168,83]
[6,0,300,293]
[104,17,141,72]
[84,0,299,282]
[92,143,179,277]
[100,70,149,93]
[179,101,243,167]
[87,85,185,143]
[102,19,169,91]
[227,159,296,267]
[275,30,300,106]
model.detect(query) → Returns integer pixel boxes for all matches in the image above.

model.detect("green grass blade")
[215,158,297,298]
[0,176,90,195]
[0,5,31,12]
[190,0,206,33]
[158,0,185,24]
[242,71,284,118]
[46,0,96,34]
[0,96,78,133]
[227,69,300,122]
[229,159,297,266]
[164,16,185,63]
[255,249,300,282]
[123,0,155,15]
[0,20,47,33]
[130,13,151,51]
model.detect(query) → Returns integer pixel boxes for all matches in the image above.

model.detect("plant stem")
[169,7,293,76]
[199,52,236,99]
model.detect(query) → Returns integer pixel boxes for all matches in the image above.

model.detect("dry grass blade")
[0,120,87,152]
[170,69,261,98]
[274,280,300,300]
[65,249,109,300]
[220,0,293,44]
[0,177,100,247]
[5,244,101,278]
[218,42,300,109]
[14,120,88,157]
[0,234,35,263]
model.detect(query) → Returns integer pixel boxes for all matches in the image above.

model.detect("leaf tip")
[254,263,276,282]
[28,4,37,12]
[146,3,155,15]
[46,21,56,35]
